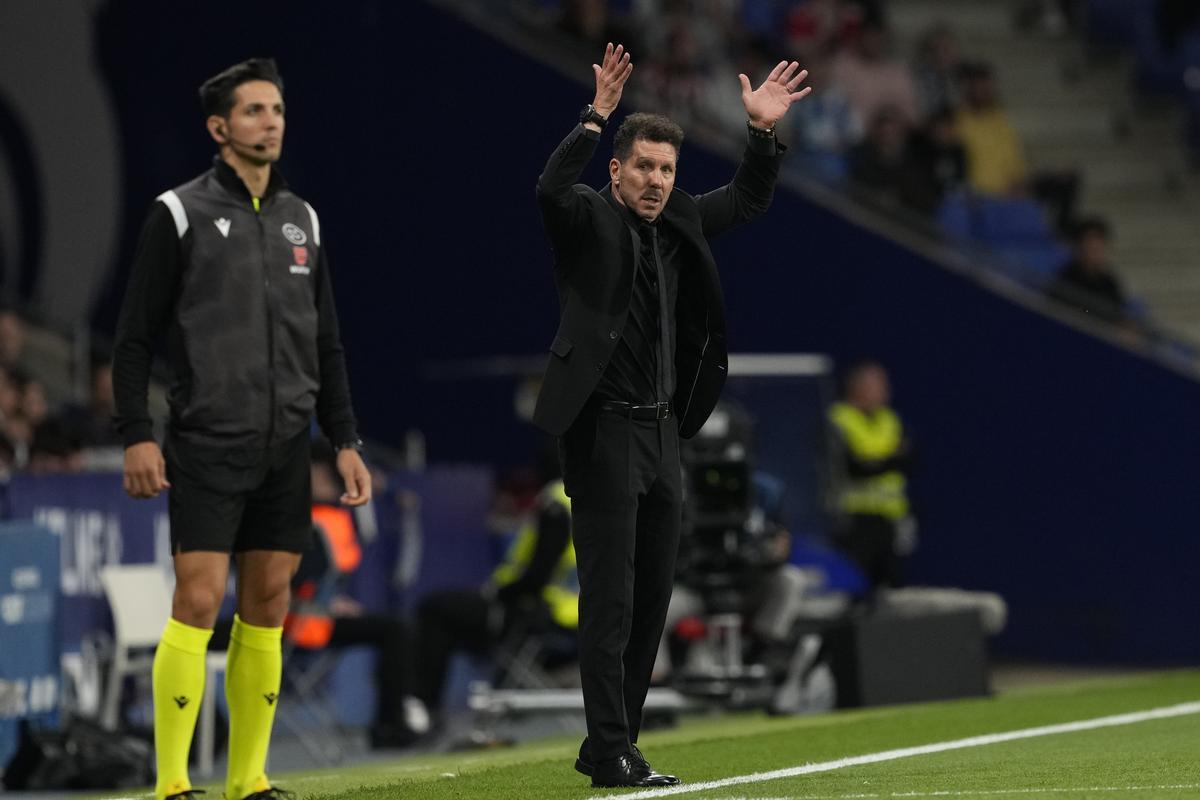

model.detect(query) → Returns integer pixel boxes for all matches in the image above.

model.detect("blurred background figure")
[912,24,962,118]
[214,442,426,751]
[955,60,1079,234]
[849,105,940,217]
[829,19,920,132]
[414,479,577,734]
[61,357,125,449]
[1048,216,1139,334]
[828,360,915,595]
[0,310,27,373]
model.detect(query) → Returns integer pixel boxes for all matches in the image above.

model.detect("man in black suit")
[534,43,810,787]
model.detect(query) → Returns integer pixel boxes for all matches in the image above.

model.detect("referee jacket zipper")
[256,201,277,447]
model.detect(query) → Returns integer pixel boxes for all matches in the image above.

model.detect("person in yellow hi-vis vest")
[828,360,916,592]
[415,479,577,724]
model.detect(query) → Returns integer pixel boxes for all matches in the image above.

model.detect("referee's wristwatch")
[336,438,364,454]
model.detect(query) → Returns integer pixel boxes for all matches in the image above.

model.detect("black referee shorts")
[164,428,314,554]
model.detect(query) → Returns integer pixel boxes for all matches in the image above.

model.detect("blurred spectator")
[27,418,84,474]
[639,3,733,125]
[910,107,967,202]
[0,309,25,371]
[2,368,38,452]
[1047,217,1134,327]
[955,61,1078,232]
[828,19,920,131]
[19,375,49,431]
[61,357,124,448]
[848,106,940,216]
[912,24,961,118]
[828,360,915,594]
[0,366,21,440]
[778,0,842,64]
[954,62,1027,196]
[791,64,864,183]
[559,0,630,47]
[0,431,14,518]
[415,479,576,727]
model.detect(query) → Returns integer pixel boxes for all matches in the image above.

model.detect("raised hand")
[592,42,633,120]
[738,61,811,131]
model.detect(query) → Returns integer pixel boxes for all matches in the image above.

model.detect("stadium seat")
[994,242,1072,288]
[99,564,247,777]
[98,564,172,730]
[973,196,1054,246]
[935,192,974,242]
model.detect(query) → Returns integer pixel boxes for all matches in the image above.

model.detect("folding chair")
[98,564,172,730]
[99,564,227,776]
[274,520,351,764]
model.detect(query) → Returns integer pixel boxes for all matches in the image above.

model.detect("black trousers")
[211,612,411,728]
[327,614,413,728]
[560,403,682,761]
[837,514,903,591]
[414,589,494,711]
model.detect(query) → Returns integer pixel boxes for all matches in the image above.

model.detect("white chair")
[98,563,174,730]
[98,563,231,776]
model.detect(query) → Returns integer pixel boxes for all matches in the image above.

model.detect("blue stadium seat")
[935,191,973,242]
[994,242,1072,288]
[974,196,1054,246]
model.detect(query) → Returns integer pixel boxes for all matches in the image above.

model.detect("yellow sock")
[224,614,283,800]
[153,617,213,800]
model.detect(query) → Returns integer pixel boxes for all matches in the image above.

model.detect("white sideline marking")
[590,701,1200,799]
[708,784,1200,799]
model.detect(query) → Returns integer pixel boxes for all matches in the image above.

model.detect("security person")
[829,360,915,592]
[414,480,577,721]
[113,58,370,800]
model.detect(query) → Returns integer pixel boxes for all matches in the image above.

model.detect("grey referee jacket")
[113,158,358,450]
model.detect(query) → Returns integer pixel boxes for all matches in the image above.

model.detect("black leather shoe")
[577,741,676,779]
[590,753,681,787]
[239,789,296,800]
[574,738,594,776]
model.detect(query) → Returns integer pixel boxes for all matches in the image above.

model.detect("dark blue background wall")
[89,1,1198,663]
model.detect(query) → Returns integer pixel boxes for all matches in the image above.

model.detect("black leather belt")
[599,400,672,421]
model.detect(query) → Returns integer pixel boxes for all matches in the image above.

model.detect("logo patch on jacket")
[214,218,231,238]
[281,223,307,245]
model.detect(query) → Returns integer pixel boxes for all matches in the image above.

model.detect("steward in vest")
[415,479,577,724]
[828,360,915,591]
[492,480,578,629]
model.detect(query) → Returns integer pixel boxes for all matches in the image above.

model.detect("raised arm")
[535,43,634,238]
[695,61,811,238]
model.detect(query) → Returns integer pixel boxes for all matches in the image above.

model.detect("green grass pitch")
[93,669,1199,800]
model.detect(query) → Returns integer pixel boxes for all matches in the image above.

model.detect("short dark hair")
[199,58,284,118]
[1071,215,1112,242]
[839,358,885,397]
[612,113,685,162]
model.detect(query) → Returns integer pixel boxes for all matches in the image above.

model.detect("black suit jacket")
[533,124,785,438]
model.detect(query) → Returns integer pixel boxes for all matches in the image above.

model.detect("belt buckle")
[657,402,671,420]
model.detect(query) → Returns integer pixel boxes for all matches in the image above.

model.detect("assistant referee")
[113,57,370,800]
